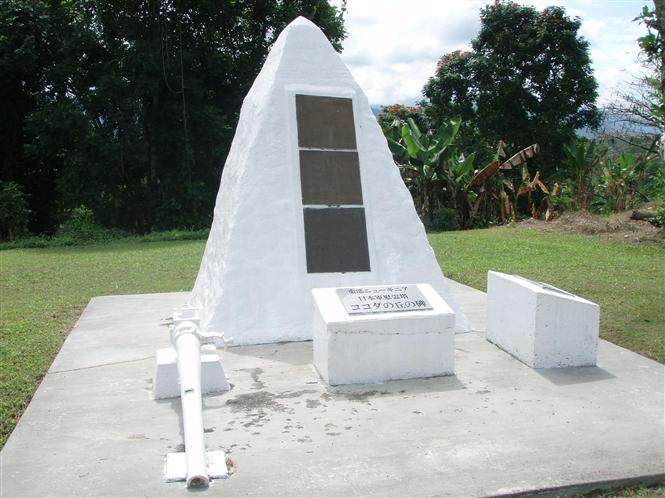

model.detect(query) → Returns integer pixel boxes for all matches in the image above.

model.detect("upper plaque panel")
[299,150,363,205]
[296,95,357,150]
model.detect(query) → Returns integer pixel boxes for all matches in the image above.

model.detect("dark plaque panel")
[299,150,363,205]
[303,208,370,273]
[296,95,357,150]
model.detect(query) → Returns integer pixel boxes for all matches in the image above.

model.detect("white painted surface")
[164,451,228,483]
[153,345,229,400]
[189,17,469,346]
[172,323,208,487]
[312,283,455,385]
[166,308,229,487]
[486,271,600,368]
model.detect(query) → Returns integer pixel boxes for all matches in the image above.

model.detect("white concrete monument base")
[153,344,230,400]
[486,271,600,368]
[312,284,455,385]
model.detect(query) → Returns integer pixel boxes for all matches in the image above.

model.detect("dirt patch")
[225,389,318,415]
[328,389,390,404]
[226,391,288,413]
[239,367,265,390]
[510,210,663,244]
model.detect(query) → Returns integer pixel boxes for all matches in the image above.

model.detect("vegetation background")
[1,0,346,237]
[1,0,662,243]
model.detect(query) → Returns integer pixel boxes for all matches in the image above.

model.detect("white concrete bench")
[486,271,599,368]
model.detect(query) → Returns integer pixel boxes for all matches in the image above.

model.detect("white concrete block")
[312,284,455,385]
[153,344,230,399]
[486,271,600,368]
[164,450,228,483]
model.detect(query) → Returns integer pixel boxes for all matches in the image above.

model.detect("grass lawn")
[1,228,664,460]
[430,227,665,364]
[0,240,205,448]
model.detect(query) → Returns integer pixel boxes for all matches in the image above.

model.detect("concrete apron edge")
[494,473,665,497]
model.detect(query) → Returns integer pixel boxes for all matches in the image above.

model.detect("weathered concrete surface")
[1,285,663,497]
[312,284,455,385]
[486,272,600,369]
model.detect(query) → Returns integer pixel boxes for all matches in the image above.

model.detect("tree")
[423,1,600,177]
[0,181,30,240]
[604,2,664,158]
[2,0,347,234]
[636,1,664,106]
[0,0,59,232]
[377,104,430,136]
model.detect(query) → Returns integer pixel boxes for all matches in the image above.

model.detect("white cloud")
[579,13,648,104]
[336,0,482,104]
[333,0,651,107]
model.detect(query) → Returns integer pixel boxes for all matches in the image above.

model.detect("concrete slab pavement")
[1,285,663,497]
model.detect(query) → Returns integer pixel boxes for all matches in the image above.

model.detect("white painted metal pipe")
[172,320,209,488]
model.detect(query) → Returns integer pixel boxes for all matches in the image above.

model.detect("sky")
[331,0,651,107]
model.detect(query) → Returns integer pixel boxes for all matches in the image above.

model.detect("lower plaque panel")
[303,208,370,274]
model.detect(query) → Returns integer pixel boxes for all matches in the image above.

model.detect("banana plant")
[387,117,461,222]
[597,153,638,212]
[562,138,606,210]
[470,142,540,187]
[503,165,557,221]
[447,152,480,228]
[469,142,541,223]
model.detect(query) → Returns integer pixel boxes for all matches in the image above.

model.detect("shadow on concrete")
[536,365,616,386]
[154,396,185,437]
[326,374,467,399]
[223,340,313,367]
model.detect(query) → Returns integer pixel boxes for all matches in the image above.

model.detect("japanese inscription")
[516,276,575,297]
[336,285,433,315]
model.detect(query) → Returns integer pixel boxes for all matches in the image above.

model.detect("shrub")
[649,207,665,228]
[637,157,665,202]
[548,182,576,213]
[426,207,459,232]
[0,181,31,241]
[57,206,121,243]
[139,229,209,242]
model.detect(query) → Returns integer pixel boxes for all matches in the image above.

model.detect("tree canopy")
[423,1,600,176]
[635,1,664,136]
[0,0,346,234]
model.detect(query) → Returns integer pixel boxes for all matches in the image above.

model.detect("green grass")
[582,482,665,497]
[1,228,664,456]
[430,227,665,363]
[0,240,206,447]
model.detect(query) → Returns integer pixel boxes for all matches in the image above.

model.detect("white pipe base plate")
[153,344,230,399]
[164,450,228,483]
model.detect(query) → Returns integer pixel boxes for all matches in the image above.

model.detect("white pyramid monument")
[189,17,470,345]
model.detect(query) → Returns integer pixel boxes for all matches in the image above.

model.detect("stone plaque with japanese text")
[516,276,575,297]
[336,285,433,315]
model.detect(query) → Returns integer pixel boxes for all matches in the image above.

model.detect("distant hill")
[579,110,659,138]
[370,106,661,137]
